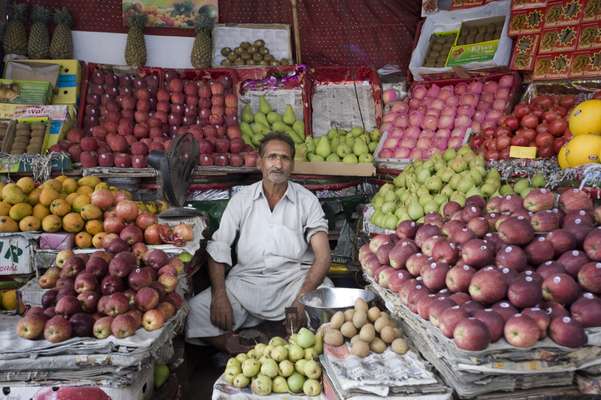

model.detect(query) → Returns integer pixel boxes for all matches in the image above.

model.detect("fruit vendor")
[186,133,332,351]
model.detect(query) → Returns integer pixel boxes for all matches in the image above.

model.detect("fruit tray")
[308,66,382,137]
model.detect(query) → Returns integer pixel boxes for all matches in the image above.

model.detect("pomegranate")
[90,189,114,210]
[144,224,161,245]
[115,200,139,222]
[132,242,149,259]
[120,224,144,245]
[103,216,125,234]
[136,212,158,230]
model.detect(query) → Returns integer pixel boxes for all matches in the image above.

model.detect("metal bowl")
[299,287,376,330]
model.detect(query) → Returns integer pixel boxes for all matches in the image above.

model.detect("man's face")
[258,140,293,185]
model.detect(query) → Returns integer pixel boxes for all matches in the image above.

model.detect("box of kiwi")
[0,79,53,105]
[422,31,459,68]
[446,16,506,66]
[212,24,293,68]
[2,119,48,155]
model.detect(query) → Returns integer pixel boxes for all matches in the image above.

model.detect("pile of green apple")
[371,146,498,229]
[240,96,305,147]
[297,127,381,163]
[223,327,324,396]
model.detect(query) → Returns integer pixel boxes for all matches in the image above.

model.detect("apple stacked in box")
[470,94,576,160]
[379,75,515,161]
[222,329,323,395]
[361,187,601,351]
[370,146,501,230]
[321,298,409,357]
[301,127,381,163]
[17,243,187,343]
[69,68,254,168]
[240,96,305,149]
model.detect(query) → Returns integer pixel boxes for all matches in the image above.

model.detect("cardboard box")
[570,49,601,77]
[512,0,548,10]
[292,161,375,177]
[0,233,35,276]
[510,8,546,36]
[582,0,601,22]
[510,34,541,69]
[0,365,154,400]
[0,79,53,105]
[544,0,585,28]
[4,60,82,106]
[539,24,580,53]
[533,51,573,79]
[451,0,485,9]
[578,22,601,49]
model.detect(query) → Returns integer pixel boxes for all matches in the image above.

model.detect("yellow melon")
[568,99,601,136]
[565,134,601,167]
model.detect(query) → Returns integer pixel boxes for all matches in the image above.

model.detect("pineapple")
[28,5,51,59]
[49,7,73,59]
[125,14,148,67]
[191,8,215,68]
[3,3,28,56]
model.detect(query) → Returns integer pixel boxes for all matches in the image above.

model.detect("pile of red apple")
[16,242,185,343]
[360,188,601,351]
[470,95,576,161]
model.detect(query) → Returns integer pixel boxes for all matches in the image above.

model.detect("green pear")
[259,96,272,114]
[336,143,352,158]
[487,169,501,181]
[305,138,315,153]
[393,174,405,188]
[240,122,253,137]
[315,136,332,158]
[457,176,474,193]
[416,168,431,184]
[359,153,374,163]
[267,111,282,125]
[443,148,456,161]
[480,182,496,197]
[342,154,358,163]
[370,128,382,142]
[368,142,377,152]
[254,112,270,128]
[293,120,304,137]
[283,105,296,125]
[326,153,340,162]
[408,203,424,220]
[327,128,339,139]
[350,127,364,137]
[450,191,466,206]
[433,193,448,206]
[285,127,304,144]
[499,184,514,195]
[423,201,438,214]
[308,154,324,162]
[532,173,546,188]
[426,176,443,192]
[330,138,340,151]
[271,121,288,133]
[251,122,270,136]
[352,139,369,156]
[242,104,254,123]
[295,144,307,161]
[513,178,530,194]
[383,213,398,230]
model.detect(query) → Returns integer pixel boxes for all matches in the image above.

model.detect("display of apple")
[470,94,576,160]
[17,239,186,343]
[379,75,515,161]
[362,185,598,351]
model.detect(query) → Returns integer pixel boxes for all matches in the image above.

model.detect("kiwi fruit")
[324,329,344,346]
[264,54,274,62]
[374,316,390,333]
[370,337,386,354]
[234,59,245,66]
[227,53,238,62]
[352,310,368,329]
[359,323,376,343]
[234,47,243,55]
[367,307,381,322]
[351,339,370,357]
[355,298,368,313]
[254,39,265,47]
[391,338,408,354]
[258,60,268,66]
[240,52,251,61]
[380,325,398,344]
[252,53,263,62]
[270,60,281,66]
[330,311,345,329]
[221,47,232,56]
[280,58,290,65]
[259,47,269,55]
[340,321,357,338]
[344,308,355,322]
[240,41,251,49]
[247,45,257,54]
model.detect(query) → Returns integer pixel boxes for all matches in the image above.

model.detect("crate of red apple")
[377,74,518,162]
[67,64,256,169]
[470,94,576,160]
[360,188,601,352]
[16,242,186,343]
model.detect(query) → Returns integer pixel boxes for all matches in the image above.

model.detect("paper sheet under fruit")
[211,374,325,399]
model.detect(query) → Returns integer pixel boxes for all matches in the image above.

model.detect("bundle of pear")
[223,327,323,396]
[300,126,381,163]
[220,39,290,67]
[370,145,498,230]
[322,298,408,357]
[240,95,305,147]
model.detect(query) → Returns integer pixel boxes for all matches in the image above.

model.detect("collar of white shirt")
[252,180,297,204]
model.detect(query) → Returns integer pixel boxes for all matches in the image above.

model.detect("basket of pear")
[222,327,324,396]
[322,298,409,357]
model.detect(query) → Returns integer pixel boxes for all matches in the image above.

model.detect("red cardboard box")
[511,34,541,70]
[539,24,580,53]
[512,0,548,10]
[578,22,601,49]
[510,8,546,36]
[533,52,573,79]
[544,0,585,28]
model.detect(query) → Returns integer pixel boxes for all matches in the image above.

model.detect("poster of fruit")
[122,0,218,29]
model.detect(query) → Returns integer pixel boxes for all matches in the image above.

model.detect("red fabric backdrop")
[16,0,422,69]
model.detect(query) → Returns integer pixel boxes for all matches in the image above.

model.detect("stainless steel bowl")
[299,287,376,330]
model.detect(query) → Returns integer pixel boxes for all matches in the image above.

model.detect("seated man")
[186,133,332,352]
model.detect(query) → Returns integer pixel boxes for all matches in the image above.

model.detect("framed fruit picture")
[122,0,218,29]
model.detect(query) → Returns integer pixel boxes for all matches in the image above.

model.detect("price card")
[0,234,33,275]
[510,146,538,158]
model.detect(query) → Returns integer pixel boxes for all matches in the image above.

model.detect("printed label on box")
[0,235,32,275]
[533,52,573,79]
[544,0,585,28]
[578,23,601,49]
[446,40,500,66]
[511,34,541,70]
[539,25,580,53]
[510,146,538,158]
[510,8,546,35]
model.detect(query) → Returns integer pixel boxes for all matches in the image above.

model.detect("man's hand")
[210,292,234,331]
[285,298,307,335]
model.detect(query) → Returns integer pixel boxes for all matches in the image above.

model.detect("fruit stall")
[3,0,601,398]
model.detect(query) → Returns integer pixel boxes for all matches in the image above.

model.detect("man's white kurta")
[186,180,329,338]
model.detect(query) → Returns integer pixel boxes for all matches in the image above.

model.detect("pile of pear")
[223,327,324,396]
[322,298,408,357]
[299,127,381,163]
[371,146,498,230]
[240,96,305,147]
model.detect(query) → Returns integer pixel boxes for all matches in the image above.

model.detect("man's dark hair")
[258,132,296,159]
